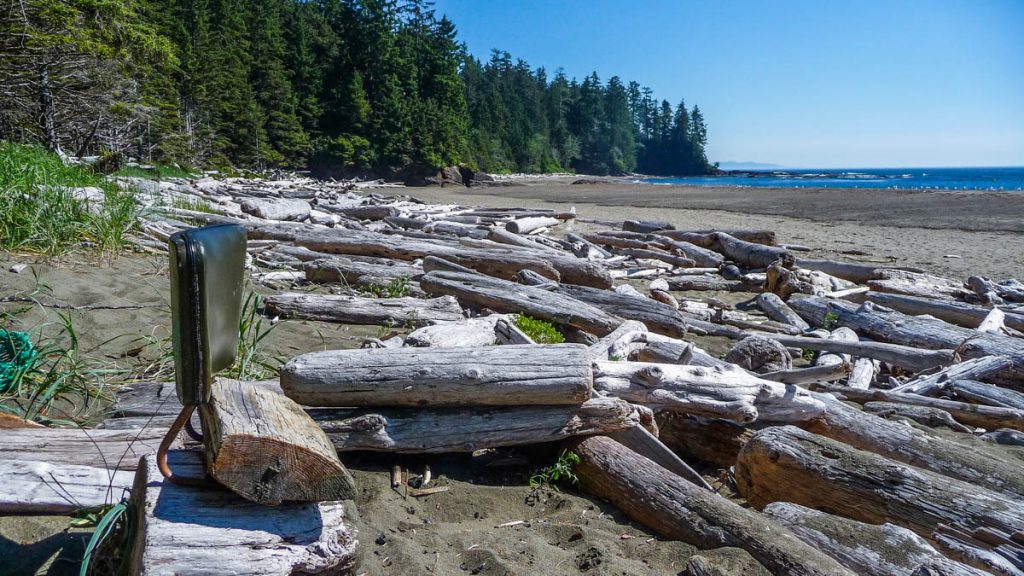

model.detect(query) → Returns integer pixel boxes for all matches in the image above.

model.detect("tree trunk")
[281,344,592,407]
[573,435,856,576]
[310,397,637,453]
[419,271,622,335]
[789,298,1024,383]
[592,360,827,424]
[866,292,1024,332]
[263,292,465,327]
[762,502,987,576]
[711,232,792,268]
[128,451,357,576]
[802,394,1024,497]
[735,426,1024,569]
[200,379,355,505]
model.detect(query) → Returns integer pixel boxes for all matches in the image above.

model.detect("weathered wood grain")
[264,292,464,327]
[0,459,134,514]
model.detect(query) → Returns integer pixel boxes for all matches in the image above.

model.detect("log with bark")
[572,435,856,576]
[263,292,465,327]
[866,292,1024,332]
[419,271,622,335]
[310,397,638,453]
[200,378,356,505]
[127,451,357,576]
[281,344,592,407]
[592,360,827,424]
[789,297,1024,383]
[762,502,988,576]
[735,426,1024,572]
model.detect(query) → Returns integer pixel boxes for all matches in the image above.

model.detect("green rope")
[0,329,36,393]
[80,501,132,576]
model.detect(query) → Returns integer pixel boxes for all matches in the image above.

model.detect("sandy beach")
[2,180,1022,575]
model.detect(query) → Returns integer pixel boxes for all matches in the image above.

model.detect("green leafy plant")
[529,449,581,490]
[512,314,565,344]
[360,276,412,299]
[822,311,840,330]
[801,348,816,362]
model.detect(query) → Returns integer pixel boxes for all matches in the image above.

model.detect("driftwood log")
[0,427,177,471]
[891,355,1014,395]
[867,292,1024,332]
[790,298,1024,382]
[591,360,827,424]
[735,426,1024,571]
[572,435,856,576]
[419,271,622,335]
[0,460,135,514]
[756,292,810,331]
[264,292,464,327]
[948,379,1024,410]
[200,379,356,505]
[281,344,592,407]
[710,232,792,268]
[747,331,955,372]
[310,397,637,453]
[128,451,356,575]
[656,414,753,468]
[403,315,502,347]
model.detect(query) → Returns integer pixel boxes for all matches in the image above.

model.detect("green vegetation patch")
[512,314,565,344]
[529,449,581,490]
[360,277,412,299]
[113,164,198,180]
[0,142,139,256]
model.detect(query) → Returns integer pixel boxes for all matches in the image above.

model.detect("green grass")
[512,314,565,344]
[224,292,281,380]
[113,164,197,180]
[0,141,139,256]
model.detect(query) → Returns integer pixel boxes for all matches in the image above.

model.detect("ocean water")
[640,166,1024,191]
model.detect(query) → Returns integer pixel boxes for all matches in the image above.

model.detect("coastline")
[407,181,1024,280]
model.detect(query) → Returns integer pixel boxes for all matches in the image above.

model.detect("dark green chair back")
[169,224,247,406]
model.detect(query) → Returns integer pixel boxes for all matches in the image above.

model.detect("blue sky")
[433,0,1024,168]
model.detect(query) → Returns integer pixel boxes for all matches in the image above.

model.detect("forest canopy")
[0,0,712,177]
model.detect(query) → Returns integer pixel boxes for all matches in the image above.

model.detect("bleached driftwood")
[814,327,857,368]
[735,426,1024,568]
[867,269,975,301]
[263,292,464,327]
[756,292,810,332]
[419,271,622,335]
[866,292,1024,332]
[863,402,974,433]
[0,459,135,514]
[0,427,179,471]
[240,198,311,221]
[573,435,855,576]
[762,502,987,576]
[746,331,955,372]
[710,232,792,268]
[281,344,592,407]
[891,355,1014,395]
[404,315,503,347]
[310,397,637,453]
[505,216,560,234]
[201,379,355,505]
[947,379,1024,410]
[592,360,826,424]
[846,357,879,389]
[760,362,851,385]
[128,451,356,576]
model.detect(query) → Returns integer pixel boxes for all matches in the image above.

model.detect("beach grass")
[113,163,198,180]
[0,142,140,256]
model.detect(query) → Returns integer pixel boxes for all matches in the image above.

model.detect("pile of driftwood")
[4,174,1024,575]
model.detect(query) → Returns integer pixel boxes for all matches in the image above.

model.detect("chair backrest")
[169,224,247,406]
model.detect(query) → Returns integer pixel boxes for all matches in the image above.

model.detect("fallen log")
[661,229,777,247]
[505,216,560,234]
[756,292,810,331]
[792,259,893,284]
[281,344,592,407]
[846,357,879,389]
[747,331,955,372]
[711,232,792,268]
[319,204,397,221]
[0,427,178,471]
[866,292,1024,332]
[310,397,637,453]
[760,362,851,385]
[815,327,857,368]
[240,198,311,221]
[656,414,753,468]
[622,219,674,233]
[419,271,622,335]
[263,292,465,327]
[553,283,691,338]
[661,239,724,268]
[573,435,855,576]
[295,229,611,288]
[404,315,502,347]
[969,276,1024,304]
[735,426,1024,565]
[948,379,1024,410]
[607,425,711,490]
[868,269,975,301]
[634,339,730,368]
[566,233,613,259]
[486,227,562,253]
[0,459,135,514]
[891,355,1014,395]
[619,247,695,268]
[789,297,1024,382]
[802,394,1024,496]
[592,360,827,424]
[863,402,974,433]
[200,379,356,505]
[816,384,1024,432]
[665,274,759,293]
[762,502,987,576]
[128,451,356,576]
[302,257,420,285]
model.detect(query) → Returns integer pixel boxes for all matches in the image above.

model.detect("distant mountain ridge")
[717,161,784,170]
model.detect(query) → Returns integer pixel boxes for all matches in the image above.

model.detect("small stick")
[410,486,449,498]
[390,465,401,489]
[421,465,432,488]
